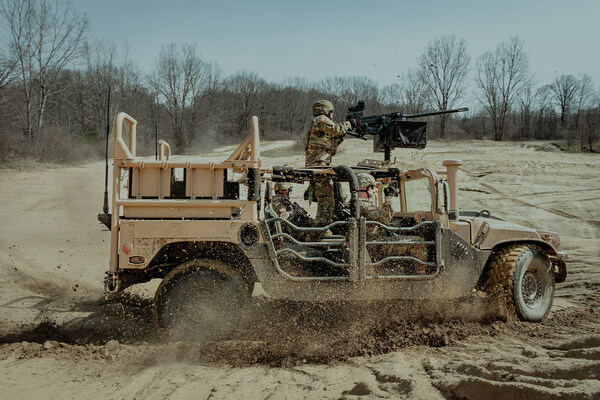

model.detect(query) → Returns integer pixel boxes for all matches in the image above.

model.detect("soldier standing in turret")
[304,100,353,234]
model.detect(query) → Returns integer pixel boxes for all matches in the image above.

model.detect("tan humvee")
[100,112,567,337]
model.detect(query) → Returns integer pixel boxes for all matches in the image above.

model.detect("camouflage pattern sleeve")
[317,116,351,137]
[381,202,393,223]
[360,202,393,226]
[305,115,351,166]
[359,201,391,239]
[272,195,294,219]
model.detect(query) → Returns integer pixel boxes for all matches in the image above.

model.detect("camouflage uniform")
[272,195,294,219]
[356,173,393,239]
[272,183,294,219]
[304,114,351,166]
[304,100,351,227]
[360,199,394,239]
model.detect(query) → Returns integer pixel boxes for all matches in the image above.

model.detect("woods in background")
[0,0,598,164]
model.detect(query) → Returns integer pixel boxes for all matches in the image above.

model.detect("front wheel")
[486,244,555,322]
[153,259,252,341]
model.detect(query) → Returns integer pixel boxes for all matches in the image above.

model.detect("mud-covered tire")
[486,244,555,322]
[153,259,252,341]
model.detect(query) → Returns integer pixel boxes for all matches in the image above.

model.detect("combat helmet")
[312,100,334,116]
[356,173,376,189]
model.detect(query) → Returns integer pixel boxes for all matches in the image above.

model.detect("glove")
[384,181,399,197]
[349,118,359,129]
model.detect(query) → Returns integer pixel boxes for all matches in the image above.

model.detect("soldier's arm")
[318,117,351,137]
[362,204,393,226]
[382,202,393,222]
[372,201,394,225]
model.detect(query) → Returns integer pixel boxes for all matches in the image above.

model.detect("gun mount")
[346,100,468,162]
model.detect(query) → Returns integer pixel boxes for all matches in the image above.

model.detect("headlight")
[540,231,561,249]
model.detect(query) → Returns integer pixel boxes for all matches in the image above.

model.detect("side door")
[360,171,442,279]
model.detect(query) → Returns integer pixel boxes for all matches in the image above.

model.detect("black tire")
[486,244,555,322]
[153,259,252,341]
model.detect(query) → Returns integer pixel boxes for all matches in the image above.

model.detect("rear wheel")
[486,244,555,322]
[153,259,252,341]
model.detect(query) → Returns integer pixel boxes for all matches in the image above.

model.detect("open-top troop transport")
[99,111,567,337]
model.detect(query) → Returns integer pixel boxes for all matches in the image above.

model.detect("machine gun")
[346,100,468,162]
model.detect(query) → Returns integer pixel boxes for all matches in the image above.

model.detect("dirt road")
[1,139,599,399]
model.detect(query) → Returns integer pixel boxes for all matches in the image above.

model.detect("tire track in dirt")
[426,294,600,400]
[478,182,600,229]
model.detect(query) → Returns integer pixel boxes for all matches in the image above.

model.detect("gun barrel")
[404,107,468,119]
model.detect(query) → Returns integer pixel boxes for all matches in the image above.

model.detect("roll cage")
[262,165,444,282]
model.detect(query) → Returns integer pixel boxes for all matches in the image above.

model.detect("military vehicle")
[99,112,567,338]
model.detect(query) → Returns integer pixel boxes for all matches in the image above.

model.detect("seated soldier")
[356,173,393,239]
[356,173,428,274]
[272,182,314,240]
[272,182,294,219]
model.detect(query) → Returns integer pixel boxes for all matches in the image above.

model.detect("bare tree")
[380,83,402,107]
[551,74,579,129]
[584,96,600,152]
[225,71,268,136]
[341,76,379,106]
[418,34,471,138]
[1,0,88,146]
[318,76,346,106]
[399,68,428,113]
[274,77,317,134]
[318,75,379,115]
[381,70,427,115]
[78,40,146,138]
[534,84,556,140]
[476,36,531,141]
[573,75,596,151]
[147,43,218,150]
[518,81,534,140]
[80,39,120,135]
[0,50,17,91]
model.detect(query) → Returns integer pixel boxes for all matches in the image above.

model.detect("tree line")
[0,0,598,164]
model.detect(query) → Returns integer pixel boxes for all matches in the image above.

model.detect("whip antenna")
[102,86,111,215]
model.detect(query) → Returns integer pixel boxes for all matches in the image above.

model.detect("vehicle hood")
[465,215,541,249]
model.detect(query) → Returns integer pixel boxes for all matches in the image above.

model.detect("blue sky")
[76,0,600,89]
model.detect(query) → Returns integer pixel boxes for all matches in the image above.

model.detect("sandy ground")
[1,138,599,399]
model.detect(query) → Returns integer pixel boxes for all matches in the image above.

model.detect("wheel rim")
[521,269,543,308]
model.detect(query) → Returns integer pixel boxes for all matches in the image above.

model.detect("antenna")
[102,86,111,215]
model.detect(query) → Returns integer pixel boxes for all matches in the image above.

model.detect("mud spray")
[0,287,513,367]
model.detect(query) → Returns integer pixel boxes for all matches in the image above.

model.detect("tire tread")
[486,244,535,319]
